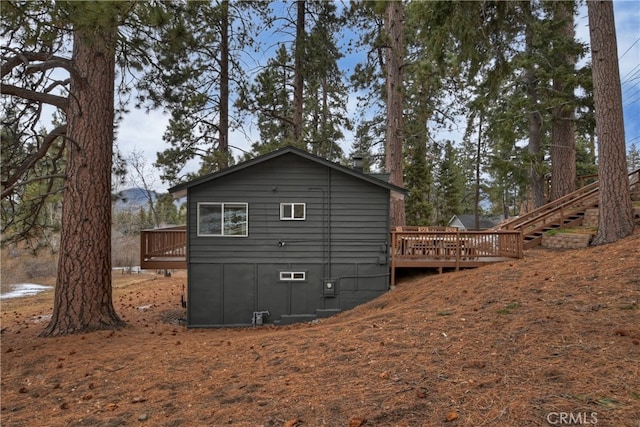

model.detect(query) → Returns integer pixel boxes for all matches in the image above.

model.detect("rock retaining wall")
[542,232,593,249]
[583,208,599,227]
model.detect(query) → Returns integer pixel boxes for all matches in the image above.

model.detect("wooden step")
[523,213,587,249]
[523,235,543,249]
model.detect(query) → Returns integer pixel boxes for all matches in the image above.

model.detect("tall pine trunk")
[42,18,123,336]
[385,0,405,227]
[523,3,546,209]
[218,0,230,170]
[526,66,545,209]
[588,0,634,245]
[474,114,482,230]
[550,1,577,200]
[293,0,305,144]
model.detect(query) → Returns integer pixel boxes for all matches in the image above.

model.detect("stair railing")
[497,168,640,233]
[497,182,599,233]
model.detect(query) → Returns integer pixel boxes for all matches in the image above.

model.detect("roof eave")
[168,146,407,195]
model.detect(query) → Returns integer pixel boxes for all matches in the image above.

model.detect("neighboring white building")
[448,214,502,231]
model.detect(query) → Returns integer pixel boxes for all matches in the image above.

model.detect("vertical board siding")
[186,152,392,326]
[188,263,223,326]
[222,264,256,325]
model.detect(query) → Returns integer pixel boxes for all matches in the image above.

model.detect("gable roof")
[448,214,501,230]
[169,146,407,198]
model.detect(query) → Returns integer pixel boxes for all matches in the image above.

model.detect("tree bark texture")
[550,1,576,200]
[526,68,546,209]
[588,0,634,245]
[474,114,482,230]
[523,2,546,210]
[42,20,124,336]
[525,64,547,209]
[385,0,406,227]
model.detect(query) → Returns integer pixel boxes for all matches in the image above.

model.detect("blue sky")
[613,1,640,148]
[576,1,640,148]
[116,1,640,192]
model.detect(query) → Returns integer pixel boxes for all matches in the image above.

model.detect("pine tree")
[293,0,305,144]
[241,1,349,161]
[403,137,434,226]
[244,45,297,155]
[436,141,465,225]
[549,1,579,200]
[155,193,183,226]
[384,0,405,227]
[587,0,634,245]
[345,1,391,177]
[401,48,439,226]
[304,1,350,161]
[628,143,640,172]
[1,1,189,336]
[146,2,266,183]
[405,1,590,212]
[1,115,65,246]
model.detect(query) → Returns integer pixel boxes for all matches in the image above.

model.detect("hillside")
[113,187,159,213]
[1,228,639,426]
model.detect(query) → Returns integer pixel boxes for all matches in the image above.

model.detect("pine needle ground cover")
[2,229,639,426]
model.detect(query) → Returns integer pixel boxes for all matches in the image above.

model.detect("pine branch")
[0,83,69,110]
[1,51,78,80]
[1,124,67,199]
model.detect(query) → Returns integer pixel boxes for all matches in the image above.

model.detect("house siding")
[185,152,392,327]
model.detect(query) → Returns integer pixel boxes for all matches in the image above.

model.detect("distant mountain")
[113,188,158,212]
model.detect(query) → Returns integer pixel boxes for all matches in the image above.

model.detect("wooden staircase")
[496,168,640,249]
[521,211,591,249]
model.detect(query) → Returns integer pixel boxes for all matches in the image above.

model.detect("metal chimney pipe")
[352,154,364,173]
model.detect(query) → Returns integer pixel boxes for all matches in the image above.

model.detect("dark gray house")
[169,146,406,327]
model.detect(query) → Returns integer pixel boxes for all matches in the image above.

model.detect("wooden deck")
[390,227,523,286]
[139,225,524,283]
[140,226,187,270]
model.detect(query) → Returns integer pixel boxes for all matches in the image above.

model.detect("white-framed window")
[279,271,306,281]
[197,202,248,237]
[280,203,306,220]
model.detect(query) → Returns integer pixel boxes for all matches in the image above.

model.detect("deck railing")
[391,227,524,258]
[139,225,524,279]
[390,227,523,285]
[140,226,187,270]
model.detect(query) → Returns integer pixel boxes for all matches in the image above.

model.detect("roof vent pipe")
[352,154,364,173]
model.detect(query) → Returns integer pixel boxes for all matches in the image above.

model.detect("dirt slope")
[1,229,639,427]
